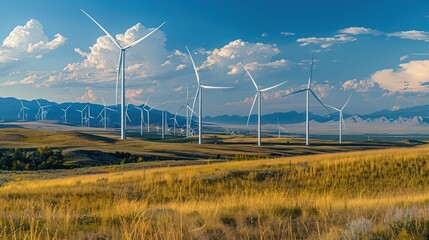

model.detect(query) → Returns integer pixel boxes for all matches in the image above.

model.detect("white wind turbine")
[36,100,50,121]
[61,105,72,123]
[18,100,29,121]
[143,98,156,133]
[86,104,95,127]
[325,94,352,144]
[240,63,288,146]
[277,115,288,138]
[97,96,117,129]
[187,46,233,144]
[169,106,182,135]
[133,96,151,136]
[76,105,88,127]
[284,55,330,146]
[81,9,165,140]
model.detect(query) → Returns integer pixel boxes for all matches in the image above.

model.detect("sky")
[1,0,429,116]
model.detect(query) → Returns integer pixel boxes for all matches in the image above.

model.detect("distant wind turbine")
[326,94,352,144]
[18,100,29,121]
[240,63,288,146]
[97,96,117,129]
[81,9,165,140]
[61,105,72,123]
[76,105,88,127]
[133,96,151,136]
[187,46,233,144]
[284,54,330,146]
[36,100,50,121]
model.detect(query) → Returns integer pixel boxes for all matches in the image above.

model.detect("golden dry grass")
[1,144,429,239]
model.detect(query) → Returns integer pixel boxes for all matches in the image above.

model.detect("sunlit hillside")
[1,145,429,239]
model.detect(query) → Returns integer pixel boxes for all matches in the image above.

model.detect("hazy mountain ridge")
[1,97,429,128]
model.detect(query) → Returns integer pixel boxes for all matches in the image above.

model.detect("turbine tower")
[76,105,88,127]
[61,105,72,123]
[81,9,165,140]
[284,55,330,146]
[87,104,95,127]
[187,46,232,144]
[326,94,352,144]
[240,63,287,146]
[142,98,156,133]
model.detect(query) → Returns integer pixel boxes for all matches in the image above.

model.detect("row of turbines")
[18,9,351,147]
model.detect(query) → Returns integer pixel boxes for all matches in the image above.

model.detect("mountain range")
[1,97,429,128]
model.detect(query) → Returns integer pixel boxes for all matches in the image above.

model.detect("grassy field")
[0,127,423,167]
[1,141,429,239]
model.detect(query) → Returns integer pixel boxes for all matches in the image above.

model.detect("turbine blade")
[325,104,340,112]
[144,95,150,107]
[240,63,259,90]
[187,105,197,116]
[97,109,104,118]
[186,46,200,85]
[66,105,71,111]
[283,89,307,97]
[341,93,352,111]
[247,93,258,126]
[106,107,117,111]
[310,89,331,112]
[101,95,106,106]
[124,21,166,49]
[308,53,314,88]
[149,105,157,111]
[116,51,123,106]
[191,87,199,118]
[200,85,233,89]
[260,80,288,92]
[341,114,346,129]
[81,9,122,49]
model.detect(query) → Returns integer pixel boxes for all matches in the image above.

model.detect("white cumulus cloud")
[341,79,375,92]
[370,60,429,93]
[0,19,66,65]
[76,89,98,103]
[200,39,287,75]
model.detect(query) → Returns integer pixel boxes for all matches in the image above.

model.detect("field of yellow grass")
[1,143,429,239]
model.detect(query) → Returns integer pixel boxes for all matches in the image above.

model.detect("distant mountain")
[0,97,188,128]
[204,111,330,125]
[2,97,429,129]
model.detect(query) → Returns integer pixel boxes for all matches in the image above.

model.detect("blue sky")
[1,0,429,116]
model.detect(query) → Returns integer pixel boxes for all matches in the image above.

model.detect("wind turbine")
[133,95,151,135]
[284,55,330,146]
[143,102,156,133]
[87,104,95,127]
[325,94,352,144]
[169,106,182,135]
[36,100,50,121]
[97,96,117,129]
[76,105,88,127]
[61,105,72,123]
[18,100,29,121]
[187,46,232,144]
[81,9,165,140]
[277,115,288,138]
[240,63,288,146]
